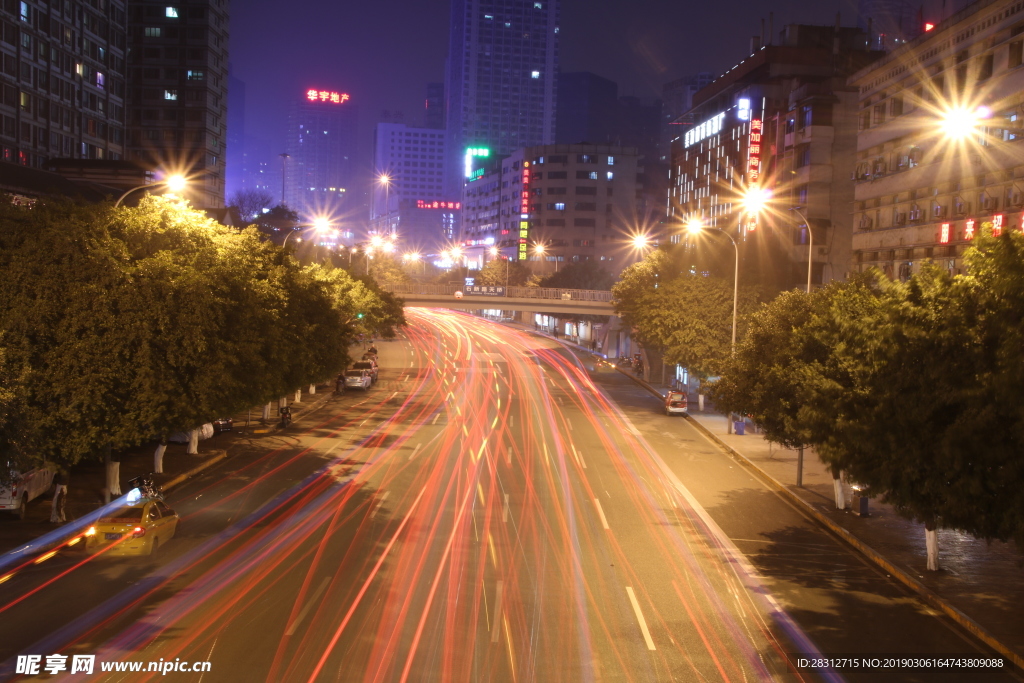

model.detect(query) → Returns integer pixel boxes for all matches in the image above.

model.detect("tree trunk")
[833,475,845,510]
[925,519,939,571]
[187,428,199,455]
[262,402,271,422]
[108,460,121,497]
[309,383,316,395]
[295,388,301,403]
[49,484,67,523]
[154,439,167,474]
[280,395,288,409]
[698,394,705,412]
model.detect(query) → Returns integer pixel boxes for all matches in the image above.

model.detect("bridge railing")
[380,283,613,302]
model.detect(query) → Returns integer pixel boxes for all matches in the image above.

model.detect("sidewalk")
[625,370,1024,669]
[0,382,335,556]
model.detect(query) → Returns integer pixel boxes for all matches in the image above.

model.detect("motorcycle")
[279,406,292,428]
[127,474,162,500]
[616,356,633,368]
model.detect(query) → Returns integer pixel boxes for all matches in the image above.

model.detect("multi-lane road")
[0,309,1015,682]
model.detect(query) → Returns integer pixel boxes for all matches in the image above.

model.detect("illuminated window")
[144,27,162,37]
[19,2,29,22]
[95,72,104,89]
[531,71,540,79]
[164,89,178,101]
[607,156,615,165]
[165,7,179,18]
[606,172,614,180]
[534,2,542,7]
[186,70,205,81]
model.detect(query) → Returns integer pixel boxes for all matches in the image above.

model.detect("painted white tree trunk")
[107,460,121,496]
[187,428,199,455]
[154,442,167,474]
[49,484,67,523]
[262,402,271,421]
[833,475,846,509]
[280,395,288,409]
[926,526,939,571]
[309,383,316,395]
[698,394,705,412]
[295,389,302,403]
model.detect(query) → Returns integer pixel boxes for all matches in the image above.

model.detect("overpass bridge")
[380,283,615,316]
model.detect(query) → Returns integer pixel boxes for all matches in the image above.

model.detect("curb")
[615,366,1024,671]
[160,450,229,492]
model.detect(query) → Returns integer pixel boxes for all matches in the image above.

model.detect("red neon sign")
[306,89,351,104]
[748,119,763,181]
[939,223,951,244]
[924,23,935,32]
[964,219,975,241]
[993,214,1004,236]
[416,200,460,210]
[519,162,531,260]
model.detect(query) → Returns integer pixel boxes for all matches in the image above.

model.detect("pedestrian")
[50,469,68,523]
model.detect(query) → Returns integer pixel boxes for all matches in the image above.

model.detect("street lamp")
[282,216,331,248]
[378,173,391,234]
[939,104,992,141]
[740,187,814,294]
[113,174,187,208]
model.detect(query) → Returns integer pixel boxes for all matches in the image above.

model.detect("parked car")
[344,369,372,391]
[212,418,233,434]
[0,465,55,520]
[352,360,378,383]
[664,390,688,416]
[85,496,179,557]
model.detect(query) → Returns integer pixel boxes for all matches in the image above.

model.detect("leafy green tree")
[478,258,534,287]
[366,250,411,286]
[538,261,614,290]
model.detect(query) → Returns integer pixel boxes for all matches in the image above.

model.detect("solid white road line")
[410,443,422,460]
[502,493,509,523]
[285,576,332,636]
[593,498,610,530]
[432,414,440,425]
[491,580,504,642]
[625,586,656,650]
[571,444,587,469]
[370,490,390,519]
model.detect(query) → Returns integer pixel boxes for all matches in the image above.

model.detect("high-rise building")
[444,0,559,198]
[371,122,450,243]
[0,1,129,169]
[125,0,230,208]
[555,72,618,146]
[283,87,357,218]
[661,72,715,163]
[425,82,444,130]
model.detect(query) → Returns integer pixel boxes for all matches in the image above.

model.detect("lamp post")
[281,216,331,249]
[378,174,391,234]
[791,206,813,293]
[114,174,187,208]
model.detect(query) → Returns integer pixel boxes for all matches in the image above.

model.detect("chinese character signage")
[939,223,951,244]
[748,119,762,182]
[306,89,351,104]
[519,161,531,260]
[416,200,461,210]
[462,285,507,297]
[992,214,1004,236]
[964,219,975,240]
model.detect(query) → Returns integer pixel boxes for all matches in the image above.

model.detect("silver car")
[344,369,372,391]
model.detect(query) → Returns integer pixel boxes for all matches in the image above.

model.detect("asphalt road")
[0,309,1017,683]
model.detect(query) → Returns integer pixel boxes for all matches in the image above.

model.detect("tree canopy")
[0,195,405,477]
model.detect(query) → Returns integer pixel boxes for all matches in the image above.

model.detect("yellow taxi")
[85,495,179,557]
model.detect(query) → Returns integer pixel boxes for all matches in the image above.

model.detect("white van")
[0,465,55,519]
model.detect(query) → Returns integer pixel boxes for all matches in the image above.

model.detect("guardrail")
[381,283,613,302]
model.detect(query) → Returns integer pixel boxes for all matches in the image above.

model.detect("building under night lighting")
[283,87,357,218]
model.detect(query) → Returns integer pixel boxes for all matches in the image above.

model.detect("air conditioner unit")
[908,209,923,221]
[983,197,999,210]
[954,202,970,216]
[894,212,907,225]
[858,217,873,229]
[1011,193,1023,207]
[933,205,947,218]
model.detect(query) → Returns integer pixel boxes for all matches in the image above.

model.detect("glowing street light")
[940,105,992,141]
[631,234,651,250]
[740,186,772,216]
[113,173,188,208]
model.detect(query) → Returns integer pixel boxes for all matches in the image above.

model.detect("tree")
[477,258,534,287]
[538,261,614,290]
[228,189,275,223]
[365,250,411,286]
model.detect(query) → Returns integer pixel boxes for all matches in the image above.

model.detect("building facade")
[372,122,450,242]
[461,143,640,275]
[850,0,1024,280]
[283,87,357,219]
[444,0,559,199]
[670,25,881,289]
[126,0,229,208]
[0,0,128,169]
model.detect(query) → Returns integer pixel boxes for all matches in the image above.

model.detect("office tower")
[444,0,559,197]
[283,86,357,217]
[125,0,230,208]
[555,72,617,145]
[0,1,128,168]
[425,82,444,130]
[372,122,450,243]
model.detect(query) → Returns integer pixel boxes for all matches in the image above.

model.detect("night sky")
[228,0,857,200]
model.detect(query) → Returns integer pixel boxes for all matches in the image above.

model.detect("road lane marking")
[410,443,422,460]
[285,577,331,636]
[571,444,587,469]
[491,580,504,642]
[593,498,610,530]
[556,396,563,405]
[370,491,390,519]
[502,493,509,522]
[432,414,440,425]
[509,415,514,427]
[626,586,656,650]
